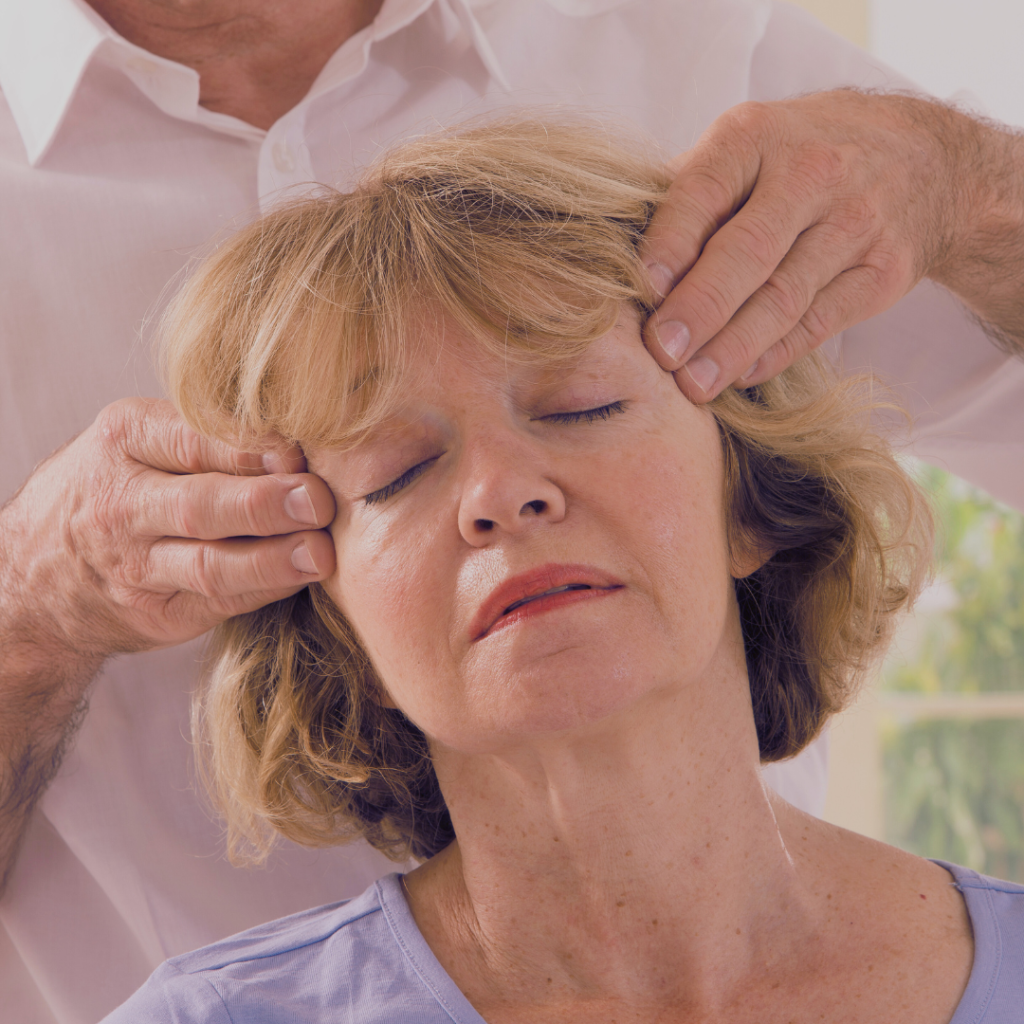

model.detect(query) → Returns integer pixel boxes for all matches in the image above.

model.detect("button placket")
[271,140,296,174]
[260,113,317,206]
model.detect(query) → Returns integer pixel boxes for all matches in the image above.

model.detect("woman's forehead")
[298,305,652,453]
[390,311,648,406]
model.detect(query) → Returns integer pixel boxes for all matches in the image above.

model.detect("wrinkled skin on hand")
[640,89,1016,401]
[0,397,336,658]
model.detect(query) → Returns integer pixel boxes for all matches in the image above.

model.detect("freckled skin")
[308,313,974,1024]
[314,314,737,752]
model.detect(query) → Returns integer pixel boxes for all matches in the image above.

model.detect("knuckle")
[189,544,223,599]
[798,299,840,347]
[759,274,809,327]
[669,164,734,222]
[243,540,288,594]
[168,423,203,474]
[728,331,764,372]
[730,213,787,271]
[166,480,201,537]
[166,414,220,476]
[199,538,292,601]
[236,483,277,536]
[708,103,792,171]
[115,550,150,592]
[866,234,914,287]
[75,464,137,539]
[685,275,738,330]
[717,101,778,144]
[652,182,725,269]
[831,194,878,240]
[792,141,847,193]
[92,399,137,455]
[711,324,762,377]
[774,333,807,367]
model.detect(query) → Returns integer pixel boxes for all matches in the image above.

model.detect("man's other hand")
[641,90,960,401]
[1,397,336,663]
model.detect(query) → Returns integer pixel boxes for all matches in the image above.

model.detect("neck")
[86,0,384,128]
[405,629,823,1016]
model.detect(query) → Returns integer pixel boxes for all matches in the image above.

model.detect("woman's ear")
[729,531,774,579]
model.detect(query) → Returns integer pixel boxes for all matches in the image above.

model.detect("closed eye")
[541,400,627,425]
[363,456,440,505]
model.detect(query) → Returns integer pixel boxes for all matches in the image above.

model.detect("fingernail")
[741,360,758,381]
[291,541,320,575]
[284,485,318,526]
[655,320,691,364]
[644,261,674,299]
[684,355,720,394]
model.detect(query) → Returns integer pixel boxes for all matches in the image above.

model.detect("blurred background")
[791,0,1024,879]
[798,0,1024,124]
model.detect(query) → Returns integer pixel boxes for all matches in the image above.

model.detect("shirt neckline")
[0,0,510,166]
[376,872,489,1024]
[934,859,1011,1024]
[377,862,1009,1024]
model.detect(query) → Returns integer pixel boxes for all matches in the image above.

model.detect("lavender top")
[102,861,1024,1023]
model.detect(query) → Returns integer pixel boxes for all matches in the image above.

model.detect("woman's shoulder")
[937,861,1024,1023]
[100,873,468,1024]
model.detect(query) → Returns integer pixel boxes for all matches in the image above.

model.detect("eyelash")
[541,400,627,425]
[362,402,626,505]
[364,457,439,505]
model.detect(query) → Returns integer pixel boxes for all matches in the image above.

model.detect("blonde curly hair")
[161,116,932,864]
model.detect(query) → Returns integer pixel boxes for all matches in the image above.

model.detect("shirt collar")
[307,0,510,103]
[0,0,510,166]
[0,0,109,164]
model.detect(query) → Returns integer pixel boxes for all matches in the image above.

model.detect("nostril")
[521,500,546,516]
[475,518,495,532]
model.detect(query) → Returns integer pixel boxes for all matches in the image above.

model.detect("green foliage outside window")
[882,465,1024,880]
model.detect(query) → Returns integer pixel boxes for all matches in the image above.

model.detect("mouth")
[502,582,594,615]
[470,564,624,642]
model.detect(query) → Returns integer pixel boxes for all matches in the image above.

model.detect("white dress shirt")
[2,0,1024,1020]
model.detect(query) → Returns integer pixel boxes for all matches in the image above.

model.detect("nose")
[457,437,566,546]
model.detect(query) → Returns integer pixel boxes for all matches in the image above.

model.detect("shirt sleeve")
[99,962,234,1024]
[749,0,922,99]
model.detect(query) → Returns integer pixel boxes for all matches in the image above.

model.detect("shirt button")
[272,142,296,173]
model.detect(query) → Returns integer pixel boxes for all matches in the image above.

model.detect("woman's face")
[311,311,751,753]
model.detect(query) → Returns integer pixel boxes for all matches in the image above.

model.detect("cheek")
[610,409,734,638]
[619,409,728,549]
[325,510,456,710]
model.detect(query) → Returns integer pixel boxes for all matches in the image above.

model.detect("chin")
[445,638,670,749]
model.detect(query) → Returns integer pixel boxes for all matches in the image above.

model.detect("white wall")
[871,0,1024,128]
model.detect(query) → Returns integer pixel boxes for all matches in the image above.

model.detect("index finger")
[646,173,829,367]
[105,398,306,477]
[639,138,761,304]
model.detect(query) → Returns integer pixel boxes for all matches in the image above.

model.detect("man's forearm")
[928,105,1024,357]
[0,651,97,894]
[0,509,104,895]
[0,397,336,894]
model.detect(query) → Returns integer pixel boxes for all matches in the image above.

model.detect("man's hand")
[641,90,970,401]
[0,397,336,890]
[2,397,336,656]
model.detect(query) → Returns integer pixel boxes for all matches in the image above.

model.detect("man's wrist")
[0,495,108,697]
[921,102,1024,352]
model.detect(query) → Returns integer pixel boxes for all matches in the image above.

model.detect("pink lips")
[469,563,624,642]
